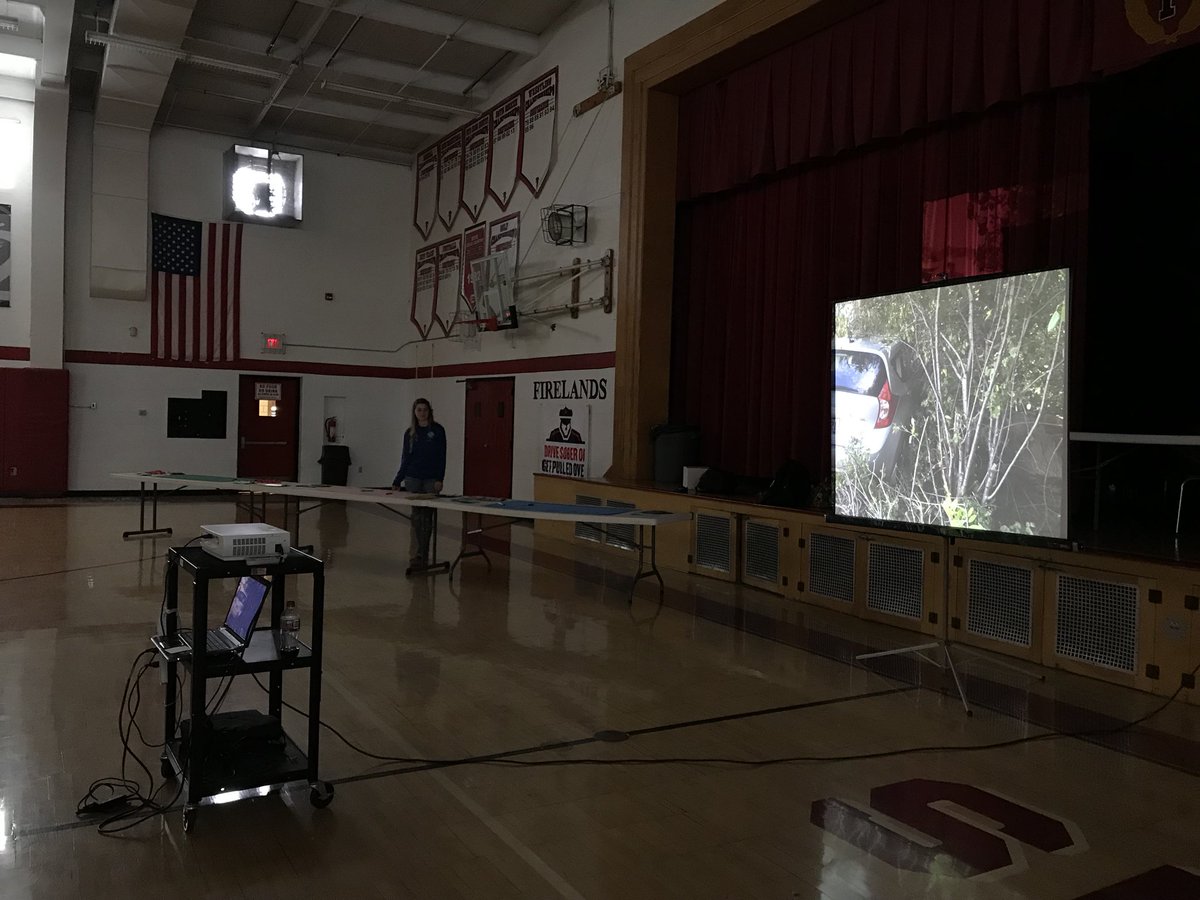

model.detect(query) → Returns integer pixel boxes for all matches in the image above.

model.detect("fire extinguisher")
[324,416,338,443]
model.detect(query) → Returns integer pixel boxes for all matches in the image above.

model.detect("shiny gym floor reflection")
[0,497,1197,899]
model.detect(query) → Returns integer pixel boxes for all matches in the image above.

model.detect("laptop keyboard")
[206,632,231,653]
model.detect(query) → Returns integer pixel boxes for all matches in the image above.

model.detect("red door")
[237,375,300,479]
[463,378,514,497]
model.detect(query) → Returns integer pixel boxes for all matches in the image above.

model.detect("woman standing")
[391,398,446,568]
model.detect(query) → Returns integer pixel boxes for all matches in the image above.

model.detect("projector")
[200,523,290,564]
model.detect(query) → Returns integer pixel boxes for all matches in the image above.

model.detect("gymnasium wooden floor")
[0,497,1197,899]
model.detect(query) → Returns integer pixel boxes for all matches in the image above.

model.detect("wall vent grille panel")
[695,514,732,573]
[967,559,1033,647]
[1055,574,1138,673]
[809,532,854,603]
[574,495,603,542]
[866,543,923,620]
[605,499,636,550]
[744,521,779,583]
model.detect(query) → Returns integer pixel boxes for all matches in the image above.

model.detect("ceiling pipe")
[183,22,489,97]
[86,30,282,80]
[333,0,541,56]
[250,0,337,129]
[319,79,474,118]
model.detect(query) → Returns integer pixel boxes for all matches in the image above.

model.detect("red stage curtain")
[676,0,1094,201]
[670,91,1089,480]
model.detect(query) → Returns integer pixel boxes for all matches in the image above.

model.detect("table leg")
[124,480,173,540]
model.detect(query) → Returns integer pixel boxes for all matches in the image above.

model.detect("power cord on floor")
[252,660,1200,775]
[76,650,190,834]
[249,673,424,763]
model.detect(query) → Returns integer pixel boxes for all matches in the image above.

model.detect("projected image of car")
[833,337,920,474]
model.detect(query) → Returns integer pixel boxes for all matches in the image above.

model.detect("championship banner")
[1094,0,1200,71]
[520,69,558,196]
[540,402,589,479]
[488,212,520,276]
[410,244,438,338]
[0,204,11,308]
[488,91,522,210]
[434,235,462,336]
[437,129,464,231]
[460,115,491,222]
[413,145,438,239]
[462,222,487,312]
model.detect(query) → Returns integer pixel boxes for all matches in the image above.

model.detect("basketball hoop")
[470,252,515,325]
[448,318,482,351]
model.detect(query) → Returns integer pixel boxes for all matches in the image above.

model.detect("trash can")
[318,444,351,486]
[649,424,701,487]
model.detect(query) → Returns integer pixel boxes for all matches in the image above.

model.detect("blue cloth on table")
[494,500,629,515]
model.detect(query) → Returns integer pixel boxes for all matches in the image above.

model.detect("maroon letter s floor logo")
[811,779,1081,878]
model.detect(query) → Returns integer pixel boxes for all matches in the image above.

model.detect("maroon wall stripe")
[58,349,615,380]
[0,346,30,360]
[414,351,615,379]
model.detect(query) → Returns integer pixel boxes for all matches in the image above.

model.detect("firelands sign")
[532,377,608,401]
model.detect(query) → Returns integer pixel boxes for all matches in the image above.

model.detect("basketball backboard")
[469,251,518,328]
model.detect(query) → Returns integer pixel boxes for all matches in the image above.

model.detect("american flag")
[150,214,243,362]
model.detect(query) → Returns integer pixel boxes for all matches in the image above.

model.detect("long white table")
[1070,433,1200,534]
[110,472,690,591]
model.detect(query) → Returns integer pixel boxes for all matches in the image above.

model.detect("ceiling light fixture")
[0,51,35,80]
[319,80,475,118]
[85,31,281,80]
[0,117,22,191]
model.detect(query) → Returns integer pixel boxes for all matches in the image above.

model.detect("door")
[463,377,514,497]
[237,375,300,480]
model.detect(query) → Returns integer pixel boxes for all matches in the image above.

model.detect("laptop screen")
[224,576,270,641]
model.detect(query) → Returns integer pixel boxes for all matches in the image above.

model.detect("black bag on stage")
[761,460,811,509]
[695,467,736,495]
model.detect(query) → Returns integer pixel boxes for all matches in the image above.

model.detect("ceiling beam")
[183,21,489,97]
[333,0,541,56]
[250,0,337,128]
[93,0,199,131]
[160,112,414,167]
[12,0,71,86]
[171,75,452,136]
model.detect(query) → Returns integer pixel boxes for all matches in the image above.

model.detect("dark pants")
[404,477,439,560]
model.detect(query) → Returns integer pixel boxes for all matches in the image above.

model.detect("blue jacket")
[393,422,447,484]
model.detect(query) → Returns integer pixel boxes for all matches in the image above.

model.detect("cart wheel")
[160,756,176,779]
[182,806,195,833]
[309,782,335,808]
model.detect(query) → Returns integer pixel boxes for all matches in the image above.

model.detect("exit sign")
[262,333,286,354]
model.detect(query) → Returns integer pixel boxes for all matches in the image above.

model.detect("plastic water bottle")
[279,600,300,654]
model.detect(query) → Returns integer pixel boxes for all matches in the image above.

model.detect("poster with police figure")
[541,406,588,477]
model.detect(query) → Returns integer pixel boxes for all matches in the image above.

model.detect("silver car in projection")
[833,337,923,474]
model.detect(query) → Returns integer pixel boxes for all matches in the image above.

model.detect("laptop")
[180,575,271,658]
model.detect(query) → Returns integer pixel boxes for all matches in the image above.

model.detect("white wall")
[0,96,34,349]
[399,0,718,489]
[68,363,409,490]
[402,366,614,499]
[62,115,416,489]
[65,119,413,367]
[403,0,720,370]
[56,0,718,493]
